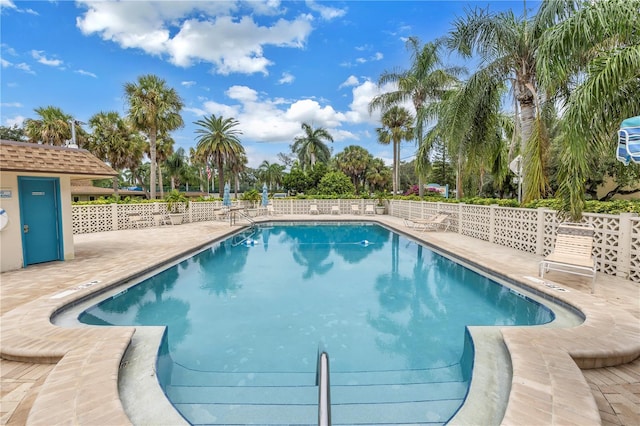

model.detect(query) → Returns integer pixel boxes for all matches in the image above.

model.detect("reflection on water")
[80,223,552,374]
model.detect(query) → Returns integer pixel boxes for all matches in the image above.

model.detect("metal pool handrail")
[316,346,331,426]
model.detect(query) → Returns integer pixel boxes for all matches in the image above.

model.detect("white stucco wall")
[0,171,75,273]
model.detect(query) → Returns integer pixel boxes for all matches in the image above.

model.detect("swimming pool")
[79,222,554,425]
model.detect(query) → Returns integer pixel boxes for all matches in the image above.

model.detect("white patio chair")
[539,222,596,292]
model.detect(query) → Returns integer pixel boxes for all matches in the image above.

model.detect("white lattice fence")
[71,199,640,282]
[388,199,639,283]
[190,201,224,223]
[630,217,640,282]
[72,204,115,234]
[584,214,621,276]
[541,210,559,256]
[461,204,491,242]
[493,207,539,253]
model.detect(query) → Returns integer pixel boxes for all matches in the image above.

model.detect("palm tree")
[423,78,512,198]
[124,74,184,200]
[369,38,463,196]
[366,158,392,193]
[536,0,640,218]
[154,134,175,198]
[165,148,187,191]
[227,151,248,197]
[376,106,414,194]
[24,106,72,146]
[258,160,286,191]
[334,145,373,194]
[194,114,245,197]
[291,122,333,170]
[446,5,551,202]
[87,111,144,194]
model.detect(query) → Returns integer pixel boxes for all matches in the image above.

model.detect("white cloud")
[1,43,17,56]
[0,0,38,15]
[339,75,359,89]
[372,52,383,61]
[226,85,259,103]
[5,115,25,127]
[278,72,294,85]
[31,50,63,67]
[76,1,313,76]
[2,57,35,74]
[201,100,241,120]
[184,106,207,117]
[345,79,405,125]
[305,0,346,21]
[0,102,22,107]
[0,0,16,11]
[76,69,97,78]
[181,80,196,88]
[285,98,346,128]
[15,63,35,74]
[190,83,369,145]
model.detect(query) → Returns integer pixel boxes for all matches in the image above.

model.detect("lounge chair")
[331,205,340,215]
[309,204,320,215]
[127,212,150,228]
[413,214,450,232]
[266,205,276,216]
[364,205,375,215]
[152,212,169,226]
[539,222,596,292]
[351,204,361,215]
[214,207,229,221]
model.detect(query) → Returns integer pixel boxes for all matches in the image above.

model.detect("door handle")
[23,224,29,233]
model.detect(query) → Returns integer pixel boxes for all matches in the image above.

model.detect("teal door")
[18,177,63,266]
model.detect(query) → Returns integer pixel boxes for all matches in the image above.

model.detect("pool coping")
[1,216,639,425]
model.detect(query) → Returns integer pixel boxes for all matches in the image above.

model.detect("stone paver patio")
[1,215,639,425]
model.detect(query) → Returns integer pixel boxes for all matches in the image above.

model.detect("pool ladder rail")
[231,209,257,227]
[230,209,259,247]
[316,346,331,426]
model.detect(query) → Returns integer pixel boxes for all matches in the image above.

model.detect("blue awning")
[617,116,640,165]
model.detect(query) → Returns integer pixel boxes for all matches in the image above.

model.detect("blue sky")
[1,0,535,168]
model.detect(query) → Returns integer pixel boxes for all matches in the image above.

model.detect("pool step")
[167,381,467,405]
[166,380,467,425]
[173,397,465,425]
[168,363,464,387]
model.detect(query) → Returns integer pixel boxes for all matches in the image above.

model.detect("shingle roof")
[70,186,146,196]
[0,140,117,178]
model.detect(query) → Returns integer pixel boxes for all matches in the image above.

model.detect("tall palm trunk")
[392,140,398,194]
[158,163,165,198]
[150,127,157,199]
[456,146,464,199]
[519,101,536,201]
[217,157,224,198]
[396,141,401,194]
[112,177,119,197]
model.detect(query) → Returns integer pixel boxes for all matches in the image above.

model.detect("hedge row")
[73,195,639,215]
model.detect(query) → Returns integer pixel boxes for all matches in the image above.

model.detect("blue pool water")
[80,223,554,425]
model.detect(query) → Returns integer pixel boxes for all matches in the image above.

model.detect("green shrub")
[317,171,355,196]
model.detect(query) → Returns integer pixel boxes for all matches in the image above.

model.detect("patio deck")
[1,215,638,425]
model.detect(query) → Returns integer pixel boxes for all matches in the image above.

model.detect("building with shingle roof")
[0,140,117,272]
